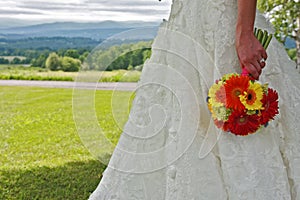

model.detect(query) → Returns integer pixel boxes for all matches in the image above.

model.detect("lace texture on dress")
[89,0,300,199]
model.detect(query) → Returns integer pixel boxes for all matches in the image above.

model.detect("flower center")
[247,94,253,101]
[245,90,257,105]
[239,117,246,123]
[237,115,248,125]
[234,89,241,97]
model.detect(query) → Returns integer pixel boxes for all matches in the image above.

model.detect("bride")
[89,0,300,199]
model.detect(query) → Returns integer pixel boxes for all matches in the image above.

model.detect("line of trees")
[85,41,152,71]
[0,57,31,65]
[0,37,99,50]
[0,41,153,72]
[43,41,152,72]
[0,48,91,66]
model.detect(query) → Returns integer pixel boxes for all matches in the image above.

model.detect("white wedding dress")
[89,0,300,199]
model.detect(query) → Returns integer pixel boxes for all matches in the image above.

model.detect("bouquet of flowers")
[207,29,279,136]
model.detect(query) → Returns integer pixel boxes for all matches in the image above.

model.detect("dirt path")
[0,80,137,91]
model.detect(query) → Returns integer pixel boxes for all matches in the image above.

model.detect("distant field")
[0,86,134,199]
[0,56,27,61]
[0,65,141,82]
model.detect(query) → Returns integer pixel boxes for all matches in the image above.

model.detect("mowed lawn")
[0,65,141,82]
[0,86,134,199]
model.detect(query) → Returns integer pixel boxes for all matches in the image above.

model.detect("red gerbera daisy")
[214,119,229,132]
[260,88,279,125]
[228,110,261,136]
[224,75,250,111]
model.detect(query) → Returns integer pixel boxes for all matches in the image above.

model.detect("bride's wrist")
[235,26,254,45]
[236,25,253,36]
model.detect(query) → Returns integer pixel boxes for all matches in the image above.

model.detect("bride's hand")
[235,30,267,80]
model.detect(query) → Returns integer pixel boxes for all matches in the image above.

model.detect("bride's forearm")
[235,0,268,80]
[236,0,257,34]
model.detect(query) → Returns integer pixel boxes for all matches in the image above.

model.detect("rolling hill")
[0,21,160,40]
[0,21,160,50]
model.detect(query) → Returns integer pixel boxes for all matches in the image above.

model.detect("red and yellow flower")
[224,75,250,111]
[240,81,263,110]
[207,73,279,136]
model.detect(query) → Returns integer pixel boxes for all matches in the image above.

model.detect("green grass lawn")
[0,86,134,199]
[0,65,141,82]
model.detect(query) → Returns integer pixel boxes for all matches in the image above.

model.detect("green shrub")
[287,48,296,61]
[61,56,81,72]
[46,53,61,71]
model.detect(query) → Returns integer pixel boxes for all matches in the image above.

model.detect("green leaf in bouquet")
[254,28,273,50]
[246,110,257,115]
[261,30,268,46]
[257,29,263,42]
[264,34,273,49]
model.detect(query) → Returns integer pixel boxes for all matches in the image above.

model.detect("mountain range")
[0,21,161,40]
[0,20,295,50]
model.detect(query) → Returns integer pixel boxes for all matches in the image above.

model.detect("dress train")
[89,0,300,199]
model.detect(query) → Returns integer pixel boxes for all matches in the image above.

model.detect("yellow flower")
[207,102,213,113]
[208,81,225,107]
[240,82,263,110]
[221,73,238,82]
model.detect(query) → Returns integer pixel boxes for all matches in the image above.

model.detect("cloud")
[0,8,43,15]
[0,0,171,23]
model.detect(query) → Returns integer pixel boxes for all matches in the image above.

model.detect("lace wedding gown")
[89,0,300,199]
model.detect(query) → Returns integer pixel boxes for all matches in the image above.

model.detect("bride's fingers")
[253,62,262,79]
[257,47,268,68]
[259,60,266,68]
[257,56,266,68]
[262,49,268,61]
[245,64,260,80]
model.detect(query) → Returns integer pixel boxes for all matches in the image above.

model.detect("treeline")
[0,57,29,65]
[0,40,153,72]
[0,37,100,50]
[0,48,91,72]
[85,41,152,71]
[47,41,152,72]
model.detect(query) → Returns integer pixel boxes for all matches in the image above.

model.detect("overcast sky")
[0,0,172,25]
